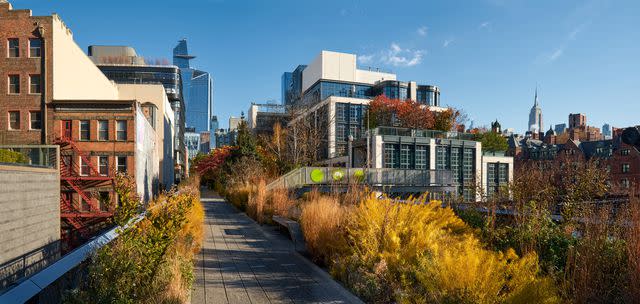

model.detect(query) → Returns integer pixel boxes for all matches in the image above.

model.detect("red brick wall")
[0,3,53,145]
[52,105,138,180]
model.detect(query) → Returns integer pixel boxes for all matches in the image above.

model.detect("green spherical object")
[310,169,325,183]
[332,169,345,181]
[353,169,365,182]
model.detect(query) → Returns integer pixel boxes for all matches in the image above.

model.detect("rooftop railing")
[253,103,287,114]
[373,127,476,141]
[0,146,59,169]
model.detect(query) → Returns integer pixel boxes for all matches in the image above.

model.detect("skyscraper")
[173,39,214,132]
[281,72,292,105]
[528,88,543,133]
[603,123,612,139]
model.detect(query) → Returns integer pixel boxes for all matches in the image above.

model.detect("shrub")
[300,195,349,266]
[226,185,251,211]
[0,149,29,164]
[65,179,204,304]
[247,179,266,223]
[267,188,296,219]
[332,195,559,304]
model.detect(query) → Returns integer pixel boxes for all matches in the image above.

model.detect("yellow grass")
[300,195,350,265]
[331,195,559,303]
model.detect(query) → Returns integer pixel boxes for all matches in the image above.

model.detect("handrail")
[0,214,145,302]
[266,167,456,191]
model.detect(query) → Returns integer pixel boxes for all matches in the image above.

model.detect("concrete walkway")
[191,189,362,304]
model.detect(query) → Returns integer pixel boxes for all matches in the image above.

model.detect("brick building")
[0,2,160,245]
[508,126,640,195]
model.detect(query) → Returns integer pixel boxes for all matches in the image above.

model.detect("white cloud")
[358,54,374,65]
[443,38,454,48]
[479,21,491,29]
[549,48,564,61]
[382,43,424,67]
[417,26,428,37]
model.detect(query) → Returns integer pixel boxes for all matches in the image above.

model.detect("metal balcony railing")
[373,127,476,141]
[266,167,455,191]
[0,146,59,169]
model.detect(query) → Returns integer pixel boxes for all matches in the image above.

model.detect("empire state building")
[528,88,543,133]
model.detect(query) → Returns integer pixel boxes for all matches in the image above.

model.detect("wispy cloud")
[539,0,607,64]
[417,26,428,37]
[443,38,455,48]
[568,22,590,40]
[549,48,564,62]
[359,43,425,67]
[358,54,374,65]
[339,8,347,16]
[479,21,491,30]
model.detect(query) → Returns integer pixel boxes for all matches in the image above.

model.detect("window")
[450,147,460,181]
[622,163,630,173]
[98,156,109,176]
[116,156,127,173]
[463,148,475,182]
[400,144,412,169]
[621,178,630,189]
[435,146,448,170]
[98,120,109,141]
[29,75,41,94]
[415,145,428,169]
[116,120,127,141]
[8,75,19,94]
[80,157,90,176]
[29,111,41,130]
[336,103,347,123]
[384,144,398,169]
[29,39,41,58]
[80,120,90,141]
[8,38,19,58]
[8,111,20,130]
[98,192,110,212]
[621,149,630,156]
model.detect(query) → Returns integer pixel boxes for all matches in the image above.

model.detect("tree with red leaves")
[367,95,458,131]
[194,146,235,177]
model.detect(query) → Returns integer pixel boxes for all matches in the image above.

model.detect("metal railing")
[266,167,455,191]
[373,127,476,141]
[0,145,59,169]
[0,214,145,302]
[252,103,286,114]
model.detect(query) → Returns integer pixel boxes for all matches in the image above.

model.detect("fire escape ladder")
[57,136,105,177]
[65,179,102,213]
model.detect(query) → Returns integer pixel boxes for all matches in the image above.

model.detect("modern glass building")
[184,127,200,160]
[416,85,440,106]
[89,45,187,181]
[95,64,183,101]
[282,50,443,163]
[282,65,307,106]
[281,72,292,105]
[352,126,512,201]
[173,39,214,133]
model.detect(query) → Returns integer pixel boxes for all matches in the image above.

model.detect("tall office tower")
[281,72,292,105]
[173,39,214,132]
[602,123,612,139]
[528,88,543,133]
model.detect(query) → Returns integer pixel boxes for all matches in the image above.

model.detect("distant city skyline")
[11,0,640,131]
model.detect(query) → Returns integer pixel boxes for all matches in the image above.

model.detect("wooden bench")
[272,215,307,253]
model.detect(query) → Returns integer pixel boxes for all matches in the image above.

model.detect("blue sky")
[13,0,640,131]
